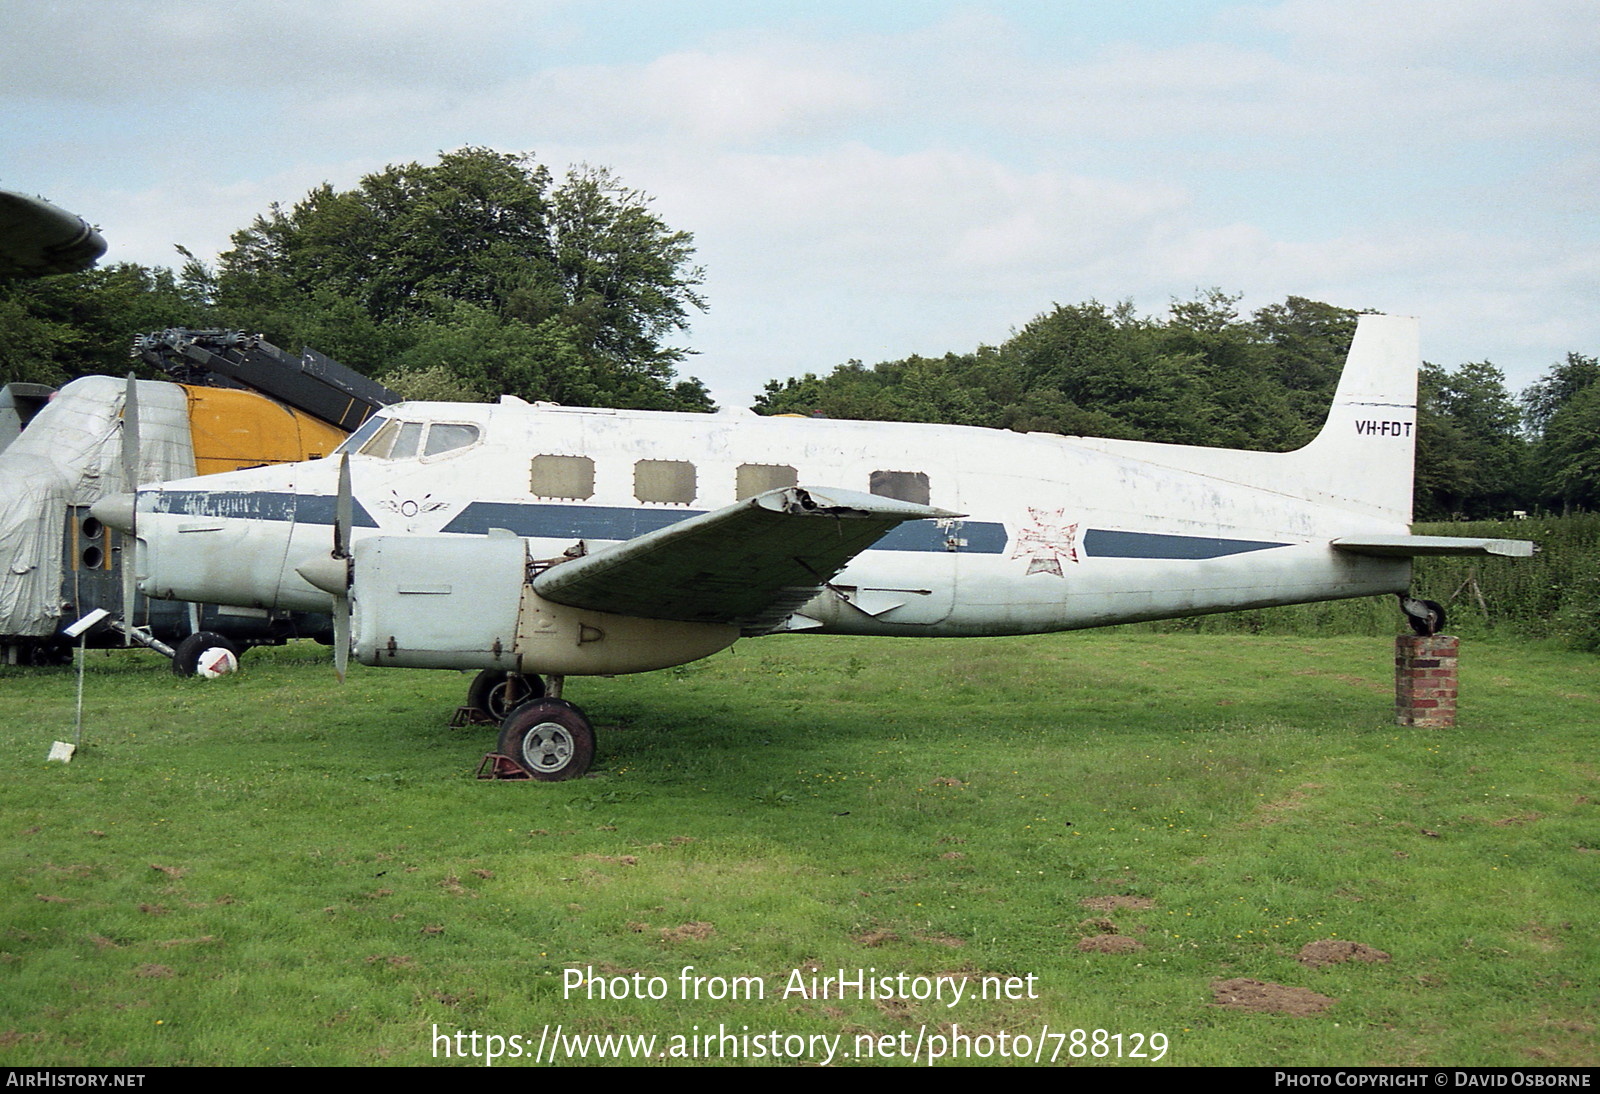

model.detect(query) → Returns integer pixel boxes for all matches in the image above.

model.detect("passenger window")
[736,463,798,499]
[423,423,479,457]
[870,469,930,505]
[530,455,595,500]
[635,460,696,505]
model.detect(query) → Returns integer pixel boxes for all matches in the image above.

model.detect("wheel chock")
[476,752,532,780]
[451,705,496,728]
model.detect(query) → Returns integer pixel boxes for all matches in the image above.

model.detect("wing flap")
[1332,535,1536,558]
[532,486,957,634]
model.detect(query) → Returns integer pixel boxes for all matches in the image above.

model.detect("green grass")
[1,633,1595,1067]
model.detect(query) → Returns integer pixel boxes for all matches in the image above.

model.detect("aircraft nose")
[90,491,135,534]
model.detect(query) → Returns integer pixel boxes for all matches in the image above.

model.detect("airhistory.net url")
[431,1023,1170,1065]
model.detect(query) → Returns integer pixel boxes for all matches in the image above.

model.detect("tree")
[1525,353,1600,511]
[217,148,556,323]
[1522,352,1600,436]
[1160,290,1304,449]
[1005,300,1206,441]
[1536,383,1600,510]
[1414,361,1527,519]
[531,165,706,378]
[1249,296,1359,394]
[207,148,711,409]
[0,263,202,387]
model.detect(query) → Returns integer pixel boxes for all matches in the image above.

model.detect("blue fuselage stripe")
[147,490,379,527]
[1082,529,1284,560]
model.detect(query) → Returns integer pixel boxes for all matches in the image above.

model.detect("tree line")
[1,149,1594,516]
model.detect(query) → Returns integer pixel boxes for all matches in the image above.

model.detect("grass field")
[1,631,1595,1067]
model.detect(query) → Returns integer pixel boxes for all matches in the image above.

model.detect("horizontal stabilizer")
[533,486,958,634]
[1332,535,1535,558]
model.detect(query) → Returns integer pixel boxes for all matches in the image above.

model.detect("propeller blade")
[120,373,140,488]
[333,594,350,683]
[119,374,140,644]
[334,452,352,560]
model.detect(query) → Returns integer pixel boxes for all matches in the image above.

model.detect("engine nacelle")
[350,533,737,675]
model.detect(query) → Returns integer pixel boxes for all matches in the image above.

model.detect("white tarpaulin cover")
[0,376,195,637]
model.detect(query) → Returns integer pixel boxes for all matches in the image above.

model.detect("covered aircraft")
[0,325,399,668]
[0,375,346,666]
[94,314,1532,778]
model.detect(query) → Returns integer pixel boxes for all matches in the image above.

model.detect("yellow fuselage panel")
[181,386,346,474]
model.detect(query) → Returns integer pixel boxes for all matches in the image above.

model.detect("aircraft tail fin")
[1291,313,1419,524]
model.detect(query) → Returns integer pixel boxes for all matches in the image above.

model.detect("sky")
[4,0,1596,408]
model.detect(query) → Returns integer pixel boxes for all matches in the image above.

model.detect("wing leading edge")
[532,486,959,635]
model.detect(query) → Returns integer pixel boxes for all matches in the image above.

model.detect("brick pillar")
[1395,635,1459,727]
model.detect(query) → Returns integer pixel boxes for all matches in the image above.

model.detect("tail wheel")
[466,670,545,722]
[497,699,594,782]
[1399,596,1447,637]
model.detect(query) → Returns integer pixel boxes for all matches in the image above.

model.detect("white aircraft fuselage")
[115,314,1448,667]
[141,395,1410,631]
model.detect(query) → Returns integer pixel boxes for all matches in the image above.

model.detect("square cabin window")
[635,459,696,504]
[735,463,798,499]
[870,469,930,506]
[529,455,595,500]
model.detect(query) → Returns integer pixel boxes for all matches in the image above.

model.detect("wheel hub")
[520,722,574,772]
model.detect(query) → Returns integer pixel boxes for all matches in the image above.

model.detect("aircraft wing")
[1332,535,1535,558]
[531,486,959,634]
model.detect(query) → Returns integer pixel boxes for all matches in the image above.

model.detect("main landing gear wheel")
[171,632,241,678]
[497,699,595,782]
[466,669,545,722]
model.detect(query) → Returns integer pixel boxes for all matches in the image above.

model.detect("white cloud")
[1251,0,1600,70]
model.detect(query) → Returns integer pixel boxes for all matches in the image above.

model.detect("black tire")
[30,642,74,667]
[172,632,242,677]
[466,669,544,722]
[1404,598,1447,637]
[496,698,595,781]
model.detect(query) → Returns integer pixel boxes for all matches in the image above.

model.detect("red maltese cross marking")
[1009,507,1079,577]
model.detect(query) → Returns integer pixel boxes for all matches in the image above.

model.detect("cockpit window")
[359,419,403,458]
[334,414,386,455]
[424,423,480,457]
[357,419,480,460]
[389,422,425,459]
